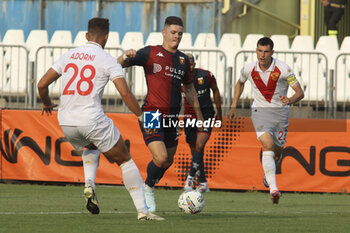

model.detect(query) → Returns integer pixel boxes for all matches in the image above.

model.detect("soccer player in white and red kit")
[228,37,304,204]
[37,17,163,220]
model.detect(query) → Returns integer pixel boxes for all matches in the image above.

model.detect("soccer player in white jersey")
[37,17,164,220]
[228,37,304,204]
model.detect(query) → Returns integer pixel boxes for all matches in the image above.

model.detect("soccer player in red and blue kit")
[183,53,222,193]
[118,16,204,212]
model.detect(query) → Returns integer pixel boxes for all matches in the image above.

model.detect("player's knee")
[262,141,274,151]
[112,154,131,165]
[155,160,172,169]
[158,156,174,168]
[153,154,169,167]
[104,147,131,166]
[195,143,205,153]
[262,145,274,152]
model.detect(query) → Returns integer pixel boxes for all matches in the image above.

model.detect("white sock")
[82,149,100,190]
[120,159,148,214]
[262,151,278,192]
[144,183,153,192]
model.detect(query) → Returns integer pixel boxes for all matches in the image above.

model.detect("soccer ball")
[178,190,204,214]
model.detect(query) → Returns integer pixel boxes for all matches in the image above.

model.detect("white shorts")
[61,118,120,153]
[251,107,289,148]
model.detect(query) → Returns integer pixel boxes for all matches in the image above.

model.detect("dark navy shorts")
[138,119,179,148]
[184,118,213,145]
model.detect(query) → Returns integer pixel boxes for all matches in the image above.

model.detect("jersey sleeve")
[127,46,150,67]
[105,55,124,81]
[51,53,67,75]
[239,66,248,83]
[207,71,217,88]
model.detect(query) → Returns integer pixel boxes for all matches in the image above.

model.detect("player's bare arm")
[211,83,222,122]
[117,49,137,68]
[37,68,60,115]
[113,77,142,116]
[183,83,204,123]
[228,80,245,120]
[279,82,304,106]
[113,77,153,135]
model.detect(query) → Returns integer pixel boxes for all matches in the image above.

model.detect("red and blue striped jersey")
[128,45,193,115]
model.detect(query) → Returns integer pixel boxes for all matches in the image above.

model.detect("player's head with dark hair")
[88,17,110,37]
[164,16,183,27]
[162,16,184,52]
[257,37,274,51]
[256,37,274,68]
[87,17,110,48]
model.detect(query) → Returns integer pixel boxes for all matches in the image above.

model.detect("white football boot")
[184,176,194,191]
[84,184,100,214]
[196,182,210,193]
[137,212,165,221]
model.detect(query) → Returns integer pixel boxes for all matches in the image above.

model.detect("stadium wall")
[230,0,299,42]
[0,0,216,43]
[1,109,349,193]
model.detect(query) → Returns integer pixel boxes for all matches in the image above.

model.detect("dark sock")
[145,161,162,187]
[158,167,169,181]
[189,151,203,178]
[198,159,207,183]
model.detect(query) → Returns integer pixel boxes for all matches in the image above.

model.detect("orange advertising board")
[0,109,349,193]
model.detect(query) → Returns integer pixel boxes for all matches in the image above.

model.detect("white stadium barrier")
[73,31,88,47]
[193,33,219,96]
[178,33,193,49]
[1,30,29,106]
[0,29,348,117]
[234,34,264,101]
[105,31,120,48]
[145,32,163,46]
[121,32,146,97]
[26,30,49,62]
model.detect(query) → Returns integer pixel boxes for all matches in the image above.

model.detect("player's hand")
[41,104,58,116]
[215,112,222,122]
[137,114,157,135]
[227,107,237,121]
[145,128,157,135]
[124,49,137,59]
[196,117,205,132]
[197,125,204,132]
[280,96,290,106]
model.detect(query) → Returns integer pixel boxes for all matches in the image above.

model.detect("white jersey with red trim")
[51,42,124,126]
[240,57,298,109]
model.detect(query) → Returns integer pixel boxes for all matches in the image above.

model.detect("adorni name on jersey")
[70,53,96,62]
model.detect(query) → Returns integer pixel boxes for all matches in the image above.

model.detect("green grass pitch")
[0,183,349,233]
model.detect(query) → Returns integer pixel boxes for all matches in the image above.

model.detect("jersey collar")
[160,45,178,55]
[86,41,103,49]
[255,57,276,73]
